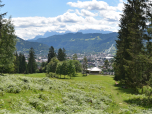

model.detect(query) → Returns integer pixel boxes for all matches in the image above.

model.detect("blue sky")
[1,0,127,40]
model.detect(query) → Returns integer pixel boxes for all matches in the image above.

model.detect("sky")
[1,0,127,40]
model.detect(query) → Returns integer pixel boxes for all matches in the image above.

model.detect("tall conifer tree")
[114,0,152,89]
[57,48,63,61]
[19,53,27,73]
[48,46,56,63]
[14,52,19,73]
[28,47,37,73]
[0,1,16,74]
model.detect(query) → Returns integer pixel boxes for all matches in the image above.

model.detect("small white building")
[87,67,102,74]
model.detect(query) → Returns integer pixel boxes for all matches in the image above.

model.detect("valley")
[16,32,117,55]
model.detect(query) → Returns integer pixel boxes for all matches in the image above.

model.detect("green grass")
[0,73,152,113]
[14,73,46,78]
[56,73,152,111]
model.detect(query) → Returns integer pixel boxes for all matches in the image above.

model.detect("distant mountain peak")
[29,29,113,41]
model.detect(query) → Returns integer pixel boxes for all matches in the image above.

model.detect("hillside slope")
[16,37,49,54]
[31,32,118,53]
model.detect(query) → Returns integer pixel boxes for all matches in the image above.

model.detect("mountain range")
[29,29,113,41]
[29,32,118,53]
[16,32,118,55]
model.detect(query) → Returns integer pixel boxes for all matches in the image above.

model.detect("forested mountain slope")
[16,37,49,54]
[31,32,118,53]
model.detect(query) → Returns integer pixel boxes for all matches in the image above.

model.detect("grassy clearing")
[0,73,152,114]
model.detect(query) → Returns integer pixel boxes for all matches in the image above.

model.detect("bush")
[46,72,58,78]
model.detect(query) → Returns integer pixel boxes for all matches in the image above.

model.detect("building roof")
[91,67,101,71]
[87,68,91,71]
[87,67,101,72]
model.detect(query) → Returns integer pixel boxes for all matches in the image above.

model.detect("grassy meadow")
[0,73,152,114]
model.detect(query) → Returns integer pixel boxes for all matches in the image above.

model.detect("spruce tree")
[114,0,152,89]
[19,53,27,73]
[0,1,16,74]
[14,52,19,73]
[57,48,66,61]
[62,48,66,61]
[57,48,63,61]
[27,47,37,73]
[48,46,56,63]
[0,18,16,74]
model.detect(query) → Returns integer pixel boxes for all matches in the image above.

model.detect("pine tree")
[19,53,27,73]
[48,46,56,63]
[114,0,152,89]
[57,48,66,61]
[19,53,23,73]
[57,48,63,61]
[14,52,19,73]
[0,18,16,74]
[0,1,16,74]
[27,47,37,73]
[62,48,66,61]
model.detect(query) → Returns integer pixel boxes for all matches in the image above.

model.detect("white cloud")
[100,10,122,21]
[12,0,125,40]
[13,16,119,40]
[56,11,84,23]
[76,9,98,17]
[67,0,117,11]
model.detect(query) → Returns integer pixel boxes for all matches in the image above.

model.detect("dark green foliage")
[72,60,82,73]
[27,47,37,73]
[61,61,68,79]
[56,60,77,79]
[40,61,47,73]
[19,52,27,73]
[114,0,152,90]
[31,32,118,53]
[57,48,66,61]
[0,3,16,74]
[16,37,49,55]
[14,52,19,73]
[46,57,59,73]
[56,64,62,78]
[67,60,76,79]
[62,48,66,61]
[48,46,56,63]
[14,52,27,74]
[57,48,63,61]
